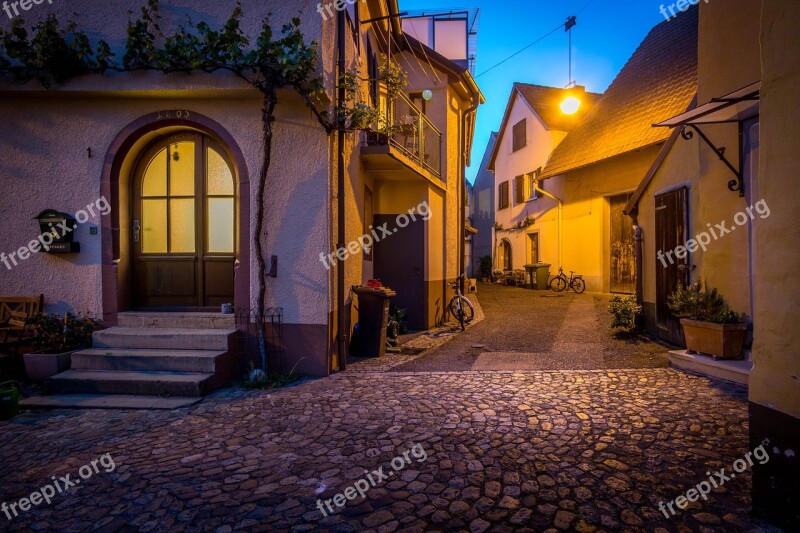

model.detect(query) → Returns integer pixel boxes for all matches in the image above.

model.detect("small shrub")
[667,281,743,324]
[30,312,102,352]
[608,295,642,333]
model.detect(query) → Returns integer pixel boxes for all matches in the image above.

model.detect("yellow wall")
[532,148,660,292]
[632,0,763,332]
[750,0,800,419]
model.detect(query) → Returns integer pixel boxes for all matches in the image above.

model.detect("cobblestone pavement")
[392,283,671,373]
[0,369,778,532]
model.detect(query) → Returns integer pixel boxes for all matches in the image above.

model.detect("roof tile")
[540,7,698,179]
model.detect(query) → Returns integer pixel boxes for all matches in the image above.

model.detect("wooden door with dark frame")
[655,186,689,345]
[132,133,236,310]
[610,193,636,294]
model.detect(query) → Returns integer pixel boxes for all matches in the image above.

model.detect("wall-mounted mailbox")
[34,210,80,253]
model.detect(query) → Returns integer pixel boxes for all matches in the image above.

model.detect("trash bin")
[353,286,397,357]
[525,263,552,290]
[535,263,552,290]
[0,381,20,421]
[523,265,537,290]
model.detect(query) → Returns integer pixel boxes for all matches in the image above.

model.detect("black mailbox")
[34,210,80,253]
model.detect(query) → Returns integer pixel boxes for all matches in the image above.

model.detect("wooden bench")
[0,295,43,356]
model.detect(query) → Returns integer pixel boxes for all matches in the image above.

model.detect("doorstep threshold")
[668,350,752,386]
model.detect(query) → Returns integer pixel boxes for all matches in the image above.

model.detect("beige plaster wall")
[750,0,800,419]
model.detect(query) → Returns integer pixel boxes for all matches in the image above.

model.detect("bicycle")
[549,267,586,294]
[448,274,475,331]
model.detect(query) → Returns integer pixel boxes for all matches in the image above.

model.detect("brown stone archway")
[100,111,250,324]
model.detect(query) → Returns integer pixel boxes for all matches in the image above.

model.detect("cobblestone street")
[0,365,777,532]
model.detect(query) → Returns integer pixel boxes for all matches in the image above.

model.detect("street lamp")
[560,16,581,115]
[560,95,581,115]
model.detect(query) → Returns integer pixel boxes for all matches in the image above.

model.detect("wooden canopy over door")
[655,187,690,345]
[132,133,236,310]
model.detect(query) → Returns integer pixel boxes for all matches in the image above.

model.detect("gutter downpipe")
[460,105,478,280]
[336,7,347,371]
[533,181,563,267]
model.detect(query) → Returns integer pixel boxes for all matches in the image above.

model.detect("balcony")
[361,92,443,187]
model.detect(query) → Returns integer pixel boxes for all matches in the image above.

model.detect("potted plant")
[23,312,102,381]
[667,281,747,360]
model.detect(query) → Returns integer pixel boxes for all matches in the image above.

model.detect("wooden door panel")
[134,259,197,307]
[610,193,635,294]
[655,187,689,345]
[373,215,425,330]
[204,257,235,305]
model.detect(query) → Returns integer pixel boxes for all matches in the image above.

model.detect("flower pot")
[679,319,747,360]
[23,349,75,381]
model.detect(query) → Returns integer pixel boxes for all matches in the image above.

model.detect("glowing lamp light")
[422,89,433,101]
[560,95,582,115]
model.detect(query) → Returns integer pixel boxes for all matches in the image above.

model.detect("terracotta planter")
[679,319,747,360]
[23,350,75,381]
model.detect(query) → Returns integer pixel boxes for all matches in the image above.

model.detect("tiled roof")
[515,83,602,132]
[488,85,601,170]
[539,7,698,179]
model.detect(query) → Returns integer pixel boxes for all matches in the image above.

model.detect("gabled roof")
[516,84,602,132]
[488,83,601,170]
[539,7,698,179]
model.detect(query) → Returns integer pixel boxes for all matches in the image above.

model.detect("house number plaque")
[155,110,191,120]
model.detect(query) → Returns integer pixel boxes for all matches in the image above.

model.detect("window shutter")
[515,176,525,204]
[512,119,527,152]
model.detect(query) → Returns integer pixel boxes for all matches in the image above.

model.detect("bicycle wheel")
[448,298,465,330]
[550,276,567,292]
[460,297,475,324]
[572,278,586,294]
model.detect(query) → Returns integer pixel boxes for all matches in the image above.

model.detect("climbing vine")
[0,1,408,331]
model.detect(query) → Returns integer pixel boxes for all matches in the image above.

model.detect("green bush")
[30,312,102,353]
[667,281,743,324]
[608,295,642,333]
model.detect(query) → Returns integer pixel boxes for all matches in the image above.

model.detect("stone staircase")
[23,313,239,410]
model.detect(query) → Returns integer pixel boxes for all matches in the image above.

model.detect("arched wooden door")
[132,133,236,309]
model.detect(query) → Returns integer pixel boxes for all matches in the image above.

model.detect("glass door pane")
[206,145,235,254]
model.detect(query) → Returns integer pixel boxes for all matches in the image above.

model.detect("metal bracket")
[680,124,745,197]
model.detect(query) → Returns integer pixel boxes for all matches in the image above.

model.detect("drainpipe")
[633,219,644,306]
[336,8,347,371]
[533,180,563,267]
[460,105,478,280]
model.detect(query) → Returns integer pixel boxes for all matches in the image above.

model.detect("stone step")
[20,394,201,410]
[72,348,231,374]
[93,327,234,351]
[118,312,235,330]
[668,350,752,386]
[46,370,218,397]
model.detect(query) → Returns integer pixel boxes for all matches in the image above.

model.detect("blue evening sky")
[399,0,669,182]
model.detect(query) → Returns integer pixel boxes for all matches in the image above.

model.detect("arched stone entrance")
[100,111,250,323]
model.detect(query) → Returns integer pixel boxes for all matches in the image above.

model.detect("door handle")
[132,220,140,243]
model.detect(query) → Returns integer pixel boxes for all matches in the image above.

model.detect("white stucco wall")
[492,92,566,271]
[0,0,335,326]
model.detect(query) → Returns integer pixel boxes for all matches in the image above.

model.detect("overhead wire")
[475,0,598,79]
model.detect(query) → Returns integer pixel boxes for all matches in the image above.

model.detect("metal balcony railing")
[366,92,442,178]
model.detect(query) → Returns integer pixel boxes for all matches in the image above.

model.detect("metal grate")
[234,307,284,375]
